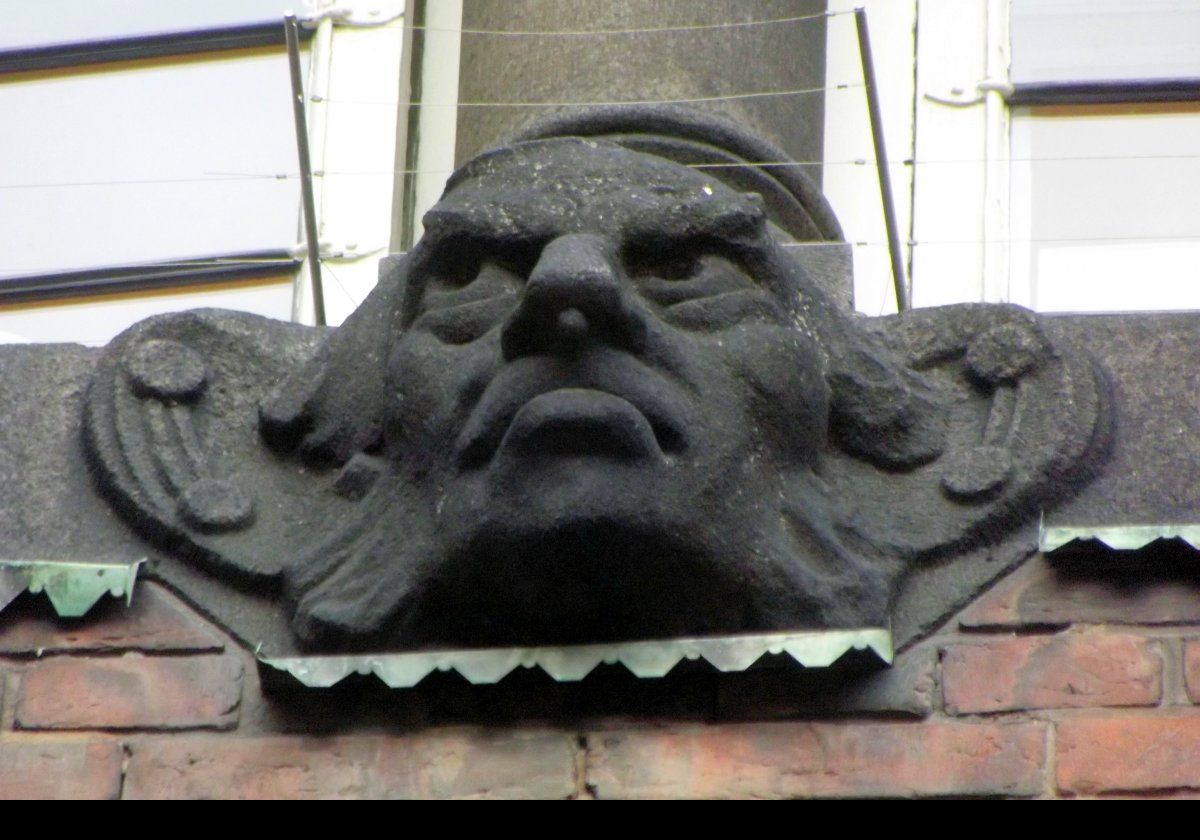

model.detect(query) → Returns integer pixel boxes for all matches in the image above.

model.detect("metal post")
[854,6,911,313]
[284,14,327,326]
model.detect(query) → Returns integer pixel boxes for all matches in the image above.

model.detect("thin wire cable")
[0,174,293,190]
[319,150,1200,176]
[324,82,857,108]
[687,152,1200,166]
[319,261,361,307]
[784,233,1200,246]
[7,155,1200,189]
[12,147,1200,189]
[407,10,841,37]
[71,233,1198,276]
[313,150,1200,178]
[378,231,1200,257]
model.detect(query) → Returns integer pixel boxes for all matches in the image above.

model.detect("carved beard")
[283,460,896,651]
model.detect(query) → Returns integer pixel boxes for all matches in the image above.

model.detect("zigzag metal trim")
[257,627,894,688]
[0,559,144,617]
[1040,524,1200,554]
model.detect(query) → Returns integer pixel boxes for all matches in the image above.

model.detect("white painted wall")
[296,7,407,326]
[404,0,463,250]
[823,0,917,316]
[909,0,1007,308]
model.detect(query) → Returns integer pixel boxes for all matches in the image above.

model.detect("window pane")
[1011,0,1200,84]
[0,0,309,50]
[1010,104,1200,312]
[0,50,301,279]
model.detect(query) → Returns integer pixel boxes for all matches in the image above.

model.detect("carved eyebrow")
[402,209,541,327]
[624,197,767,249]
[420,205,553,249]
[419,192,768,266]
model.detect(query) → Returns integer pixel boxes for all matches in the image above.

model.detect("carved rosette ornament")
[82,107,1111,674]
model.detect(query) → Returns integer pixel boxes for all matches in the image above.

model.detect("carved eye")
[426,248,483,290]
[414,254,525,344]
[625,247,700,284]
[632,252,785,332]
[425,238,538,292]
[645,253,700,281]
[663,289,786,332]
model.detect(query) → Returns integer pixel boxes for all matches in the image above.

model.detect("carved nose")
[501,233,646,359]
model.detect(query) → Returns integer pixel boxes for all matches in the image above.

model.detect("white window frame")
[291,0,409,326]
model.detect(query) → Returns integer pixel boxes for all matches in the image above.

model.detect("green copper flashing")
[257,627,894,689]
[0,559,145,618]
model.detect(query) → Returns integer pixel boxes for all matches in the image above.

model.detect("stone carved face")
[86,120,1109,654]
[356,139,877,645]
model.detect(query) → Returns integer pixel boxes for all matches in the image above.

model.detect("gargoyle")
[83,106,1111,658]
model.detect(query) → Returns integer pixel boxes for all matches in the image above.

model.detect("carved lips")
[454,352,690,470]
[502,389,664,460]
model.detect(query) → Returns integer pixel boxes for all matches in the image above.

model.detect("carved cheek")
[383,329,503,466]
[721,324,830,467]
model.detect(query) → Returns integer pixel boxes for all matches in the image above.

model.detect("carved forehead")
[423,138,767,246]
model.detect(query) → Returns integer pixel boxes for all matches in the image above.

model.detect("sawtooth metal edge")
[257,627,894,688]
[1040,523,1200,553]
[0,559,145,618]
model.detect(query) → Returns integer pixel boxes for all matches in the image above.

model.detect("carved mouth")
[499,388,664,460]
[456,367,688,470]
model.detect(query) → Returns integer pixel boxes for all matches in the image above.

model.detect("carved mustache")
[454,350,692,469]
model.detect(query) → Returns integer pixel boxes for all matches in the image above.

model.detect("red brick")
[1058,715,1200,795]
[124,732,577,799]
[587,721,1047,798]
[0,741,122,799]
[1185,641,1200,703]
[960,556,1200,629]
[942,631,1161,714]
[16,653,242,730]
[0,583,223,656]
[957,558,1045,628]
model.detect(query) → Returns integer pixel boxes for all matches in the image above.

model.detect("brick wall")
[3,554,1199,799]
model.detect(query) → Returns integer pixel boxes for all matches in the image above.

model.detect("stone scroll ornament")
[84,106,1111,666]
